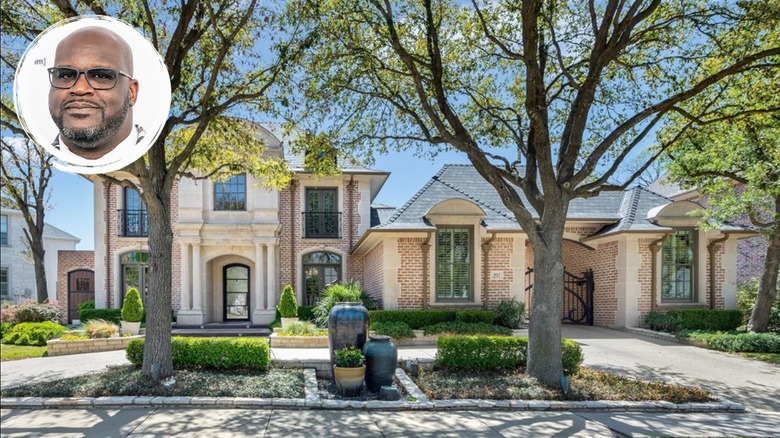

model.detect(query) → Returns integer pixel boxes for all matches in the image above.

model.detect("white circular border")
[13,15,171,175]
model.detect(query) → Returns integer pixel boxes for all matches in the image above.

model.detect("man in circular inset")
[48,26,142,165]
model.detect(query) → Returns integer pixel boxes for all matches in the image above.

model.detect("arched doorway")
[224,264,250,321]
[302,251,342,306]
[67,269,94,324]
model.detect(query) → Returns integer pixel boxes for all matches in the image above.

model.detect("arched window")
[121,251,149,305]
[302,252,342,305]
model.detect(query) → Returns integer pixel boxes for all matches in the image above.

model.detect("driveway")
[561,325,780,413]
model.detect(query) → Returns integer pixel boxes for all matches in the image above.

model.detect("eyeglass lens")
[48,67,119,90]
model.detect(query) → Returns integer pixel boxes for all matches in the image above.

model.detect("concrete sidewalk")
[2,407,779,437]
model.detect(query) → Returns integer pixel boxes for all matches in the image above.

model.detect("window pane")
[436,228,471,301]
[0,267,8,296]
[0,215,8,245]
[214,174,246,211]
[661,231,694,301]
[226,266,249,280]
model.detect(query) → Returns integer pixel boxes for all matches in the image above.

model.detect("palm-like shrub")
[121,288,144,323]
[313,282,362,327]
[278,285,298,318]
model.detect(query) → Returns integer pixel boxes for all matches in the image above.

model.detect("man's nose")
[69,72,95,94]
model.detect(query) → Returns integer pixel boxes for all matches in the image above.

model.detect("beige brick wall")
[483,237,514,307]
[56,250,95,323]
[397,237,426,309]
[590,241,618,326]
[363,242,383,306]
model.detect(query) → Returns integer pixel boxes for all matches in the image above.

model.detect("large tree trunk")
[31,238,47,303]
[141,192,174,381]
[526,209,567,386]
[748,226,780,332]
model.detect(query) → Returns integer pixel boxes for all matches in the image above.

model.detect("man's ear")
[128,79,139,106]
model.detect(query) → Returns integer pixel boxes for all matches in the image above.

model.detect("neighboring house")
[81,124,752,328]
[647,176,767,285]
[0,208,81,304]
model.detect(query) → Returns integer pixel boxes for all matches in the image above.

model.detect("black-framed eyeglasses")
[47,67,132,90]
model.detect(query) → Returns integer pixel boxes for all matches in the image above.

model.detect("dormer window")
[214,174,246,211]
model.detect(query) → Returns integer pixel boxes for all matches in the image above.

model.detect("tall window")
[302,252,342,305]
[0,215,8,245]
[0,267,8,298]
[120,187,148,237]
[214,174,246,210]
[661,230,696,302]
[121,251,150,305]
[224,264,249,320]
[303,188,340,238]
[436,227,472,302]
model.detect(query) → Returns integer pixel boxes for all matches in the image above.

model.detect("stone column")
[180,243,191,311]
[192,243,202,311]
[266,242,277,308]
[254,243,266,309]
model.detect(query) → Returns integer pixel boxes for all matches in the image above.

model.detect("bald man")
[48,26,142,166]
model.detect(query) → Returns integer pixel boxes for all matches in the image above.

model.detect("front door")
[224,264,249,321]
[68,270,94,323]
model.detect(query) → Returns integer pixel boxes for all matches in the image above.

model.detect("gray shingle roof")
[374,164,752,236]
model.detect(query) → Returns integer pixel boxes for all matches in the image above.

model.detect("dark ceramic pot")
[363,335,398,392]
[328,302,369,367]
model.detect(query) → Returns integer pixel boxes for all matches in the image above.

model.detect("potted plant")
[120,287,144,335]
[278,285,299,330]
[333,347,365,396]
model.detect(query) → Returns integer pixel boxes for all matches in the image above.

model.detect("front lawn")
[738,352,780,365]
[413,367,715,403]
[0,365,304,398]
[0,344,47,361]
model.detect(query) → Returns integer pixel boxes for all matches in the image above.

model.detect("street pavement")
[1,326,779,437]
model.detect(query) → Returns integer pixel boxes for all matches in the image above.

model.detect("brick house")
[84,124,754,328]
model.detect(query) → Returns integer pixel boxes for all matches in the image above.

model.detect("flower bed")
[47,335,144,356]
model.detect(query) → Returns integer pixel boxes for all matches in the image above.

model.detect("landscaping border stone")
[46,335,144,356]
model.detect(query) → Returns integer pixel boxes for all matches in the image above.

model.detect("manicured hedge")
[80,308,122,324]
[645,309,743,332]
[2,321,66,346]
[455,310,495,324]
[297,306,317,322]
[423,321,512,336]
[685,331,780,353]
[126,336,270,370]
[370,321,416,339]
[437,335,584,375]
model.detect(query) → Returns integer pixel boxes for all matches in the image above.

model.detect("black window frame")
[223,263,250,321]
[0,267,9,298]
[302,251,342,305]
[119,187,148,237]
[0,215,8,246]
[435,226,473,303]
[214,174,247,211]
[303,187,341,238]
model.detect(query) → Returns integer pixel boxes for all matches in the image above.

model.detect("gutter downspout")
[105,181,112,308]
[707,234,730,309]
[421,232,434,309]
[649,233,671,312]
[481,233,496,310]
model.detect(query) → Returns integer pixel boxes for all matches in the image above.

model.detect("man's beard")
[52,95,131,150]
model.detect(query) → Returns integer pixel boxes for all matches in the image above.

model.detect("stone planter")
[47,335,144,356]
[121,321,141,335]
[333,365,365,396]
[269,333,328,348]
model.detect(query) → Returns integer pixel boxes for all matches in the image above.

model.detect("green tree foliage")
[2,1,314,381]
[664,3,780,332]
[278,285,299,318]
[121,288,144,323]
[283,0,779,385]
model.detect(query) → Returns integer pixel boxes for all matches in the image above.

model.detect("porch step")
[171,322,271,337]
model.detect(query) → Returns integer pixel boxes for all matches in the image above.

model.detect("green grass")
[413,367,715,403]
[1,365,304,398]
[0,344,47,361]
[738,352,780,365]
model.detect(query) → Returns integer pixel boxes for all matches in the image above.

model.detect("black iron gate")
[524,268,594,325]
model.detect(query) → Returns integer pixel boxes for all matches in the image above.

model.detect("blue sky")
[45,147,475,250]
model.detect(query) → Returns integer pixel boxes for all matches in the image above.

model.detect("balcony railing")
[302,212,342,239]
[118,209,149,237]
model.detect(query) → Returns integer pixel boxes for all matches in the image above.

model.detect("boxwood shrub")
[645,309,742,332]
[423,321,512,336]
[437,335,584,375]
[80,308,122,324]
[369,310,455,329]
[126,336,270,370]
[297,306,317,322]
[370,321,416,339]
[2,321,66,346]
[454,310,495,324]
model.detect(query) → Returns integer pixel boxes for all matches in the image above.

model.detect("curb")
[0,366,745,413]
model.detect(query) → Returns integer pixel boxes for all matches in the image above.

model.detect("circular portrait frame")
[13,15,171,174]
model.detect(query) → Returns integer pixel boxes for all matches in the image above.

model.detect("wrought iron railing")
[525,268,594,325]
[302,211,342,238]
[118,209,149,237]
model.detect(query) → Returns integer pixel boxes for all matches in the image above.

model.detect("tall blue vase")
[363,335,398,392]
[328,302,369,367]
